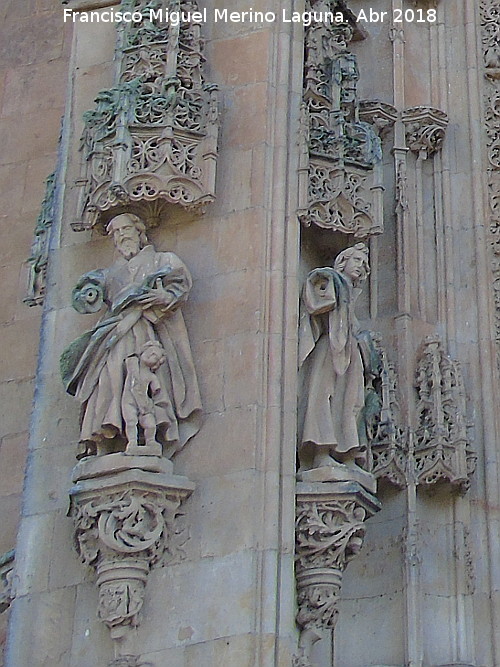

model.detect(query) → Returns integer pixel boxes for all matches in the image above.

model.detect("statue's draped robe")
[61,245,201,456]
[298,267,365,464]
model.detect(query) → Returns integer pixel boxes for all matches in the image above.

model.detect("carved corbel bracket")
[69,454,194,664]
[402,106,448,158]
[359,101,398,139]
[294,481,381,665]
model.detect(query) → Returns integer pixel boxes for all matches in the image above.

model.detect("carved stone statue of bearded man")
[61,213,202,459]
[298,243,380,483]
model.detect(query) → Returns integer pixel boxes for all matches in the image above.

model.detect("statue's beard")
[117,238,140,259]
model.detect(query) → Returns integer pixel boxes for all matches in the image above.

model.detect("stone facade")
[0,1,71,661]
[2,1,500,667]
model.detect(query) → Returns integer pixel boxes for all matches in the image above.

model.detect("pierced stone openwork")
[481,1,500,371]
[73,0,219,232]
[297,1,386,237]
[368,334,407,489]
[414,336,476,491]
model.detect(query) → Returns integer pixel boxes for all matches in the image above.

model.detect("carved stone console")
[70,454,194,665]
[402,106,448,159]
[295,482,381,666]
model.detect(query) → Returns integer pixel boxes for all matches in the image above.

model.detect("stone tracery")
[73,0,219,232]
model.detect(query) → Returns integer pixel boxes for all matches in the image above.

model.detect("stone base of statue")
[70,454,195,665]
[296,462,377,494]
[294,481,381,667]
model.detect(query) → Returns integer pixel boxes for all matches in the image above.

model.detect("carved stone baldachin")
[74,0,219,232]
[402,106,448,158]
[24,172,56,307]
[295,482,381,665]
[70,455,194,661]
[298,1,384,237]
[414,336,476,491]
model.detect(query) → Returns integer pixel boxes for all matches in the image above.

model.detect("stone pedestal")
[294,481,381,667]
[70,454,194,666]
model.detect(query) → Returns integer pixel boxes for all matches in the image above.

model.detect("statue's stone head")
[333,242,370,286]
[106,213,149,259]
[140,340,167,372]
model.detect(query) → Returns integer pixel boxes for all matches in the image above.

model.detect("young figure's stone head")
[140,341,167,372]
[333,242,370,286]
[106,213,149,260]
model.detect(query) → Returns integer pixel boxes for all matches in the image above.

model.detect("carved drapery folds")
[60,213,202,460]
[74,0,219,232]
[414,336,476,491]
[294,483,381,665]
[24,172,56,307]
[481,1,500,369]
[298,1,386,237]
[63,213,201,664]
[70,456,194,664]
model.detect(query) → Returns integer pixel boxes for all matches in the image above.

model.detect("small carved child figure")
[122,340,167,456]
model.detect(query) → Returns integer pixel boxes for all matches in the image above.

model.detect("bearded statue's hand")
[139,288,174,309]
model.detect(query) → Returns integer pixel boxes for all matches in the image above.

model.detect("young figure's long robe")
[61,245,201,457]
[298,267,365,466]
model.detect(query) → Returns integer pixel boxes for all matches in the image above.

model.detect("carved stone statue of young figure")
[61,213,202,459]
[298,243,381,485]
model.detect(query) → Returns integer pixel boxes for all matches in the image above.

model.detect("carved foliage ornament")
[295,487,380,631]
[72,489,188,567]
[294,484,380,667]
[71,483,189,638]
[74,0,219,232]
[0,550,14,614]
[402,106,449,158]
[295,499,365,636]
[481,1,500,369]
[414,336,476,491]
[368,333,407,489]
[298,0,387,237]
